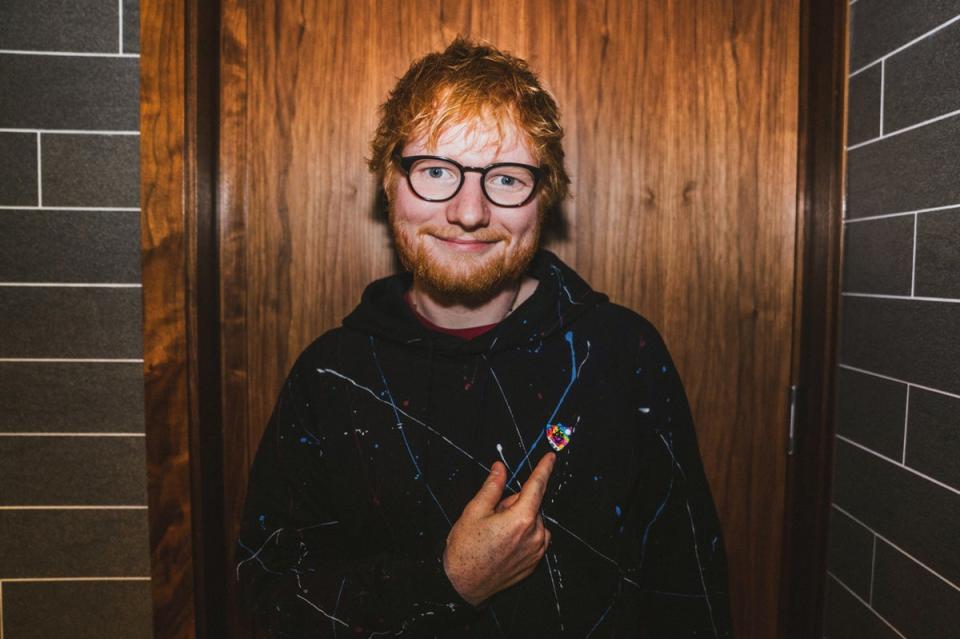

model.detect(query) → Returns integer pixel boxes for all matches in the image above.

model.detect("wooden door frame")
[779,0,848,636]
[139,1,847,637]
[140,0,223,636]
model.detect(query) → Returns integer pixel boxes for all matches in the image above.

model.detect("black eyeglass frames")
[395,154,544,208]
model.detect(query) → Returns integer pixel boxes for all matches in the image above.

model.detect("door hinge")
[787,384,799,456]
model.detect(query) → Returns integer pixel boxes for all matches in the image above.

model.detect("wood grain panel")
[566,4,799,635]
[140,0,196,636]
[220,0,251,637]
[220,1,800,636]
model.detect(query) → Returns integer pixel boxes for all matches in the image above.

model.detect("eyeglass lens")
[406,158,536,207]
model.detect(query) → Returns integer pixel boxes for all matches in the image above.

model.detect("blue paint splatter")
[370,337,450,524]
[507,331,581,487]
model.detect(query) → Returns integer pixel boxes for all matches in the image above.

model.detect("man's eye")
[488,172,528,189]
[423,166,454,179]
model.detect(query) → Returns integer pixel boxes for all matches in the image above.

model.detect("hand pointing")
[443,453,556,606]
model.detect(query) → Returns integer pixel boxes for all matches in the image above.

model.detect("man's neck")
[408,276,539,329]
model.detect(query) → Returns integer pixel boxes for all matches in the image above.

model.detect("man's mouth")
[430,235,501,251]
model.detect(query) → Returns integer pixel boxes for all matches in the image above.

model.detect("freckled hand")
[443,453,556,606]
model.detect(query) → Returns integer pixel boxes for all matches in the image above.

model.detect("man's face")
[388,118,543,303]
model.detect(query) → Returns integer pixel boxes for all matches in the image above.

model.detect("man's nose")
[445,173,490,230]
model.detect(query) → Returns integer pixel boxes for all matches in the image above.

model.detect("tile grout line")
[879,60,884,136]
[0,49,139,58]
[0,129,140,136]
[902,385,910,465]
[869,534,877,605]
[840,292,960,304]
[0,358,143,363]
[843,203,960,224]
[0,432,145,437]
[846,107,960,151]
[827,573,907,639]
[835,434,960,498]
[0,283,142,288]
[0,577,150,583]
[836,363,960,400]
[848,13,960,77]
[36,132,42,207]
[0,506,147,510]
[830,505,960,594]
[910,214,918,296]
[0,205,140,211]
[910,214,920,297]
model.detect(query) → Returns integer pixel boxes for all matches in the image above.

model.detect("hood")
[342,249,608,355]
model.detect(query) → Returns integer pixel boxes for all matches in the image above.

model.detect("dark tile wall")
[827,3,960,637]
[0,2,151,637]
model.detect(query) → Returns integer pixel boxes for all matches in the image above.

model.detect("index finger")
[516,452,556,512]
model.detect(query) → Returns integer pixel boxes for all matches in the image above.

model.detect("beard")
[389,207,542,305]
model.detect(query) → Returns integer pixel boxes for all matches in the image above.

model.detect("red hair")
[368,37,570,210]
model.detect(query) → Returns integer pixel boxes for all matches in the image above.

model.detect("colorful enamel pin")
[545,422,574,452]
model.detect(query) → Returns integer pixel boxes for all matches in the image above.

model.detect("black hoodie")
[237,250,733,638]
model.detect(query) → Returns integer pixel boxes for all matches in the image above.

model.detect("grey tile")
[2,580,153,639]
[0,209,141,282]
[847,64,882,146]
[915,207,960,299]
[846,113,960,218]
[835,367,907,460]
[0,131,37,206]
[41,134,140,208]
[826,506,875,600]
[872,539,960,639]
[839,296,960,395]
[841,215,914,295]
[832,439,960,585]
[849,0,960,70]
[0,287,143,359]
[0,361,145,433]
[884,20,960,132]
[0,54,138,130]
[0,509,149,577]
[823,577,901,639]
[906,388,960,491]
[0,436,147,505]
[123,0,140,54]
[0,0,118,53]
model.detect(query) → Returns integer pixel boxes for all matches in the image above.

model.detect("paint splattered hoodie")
[237,250,733,638]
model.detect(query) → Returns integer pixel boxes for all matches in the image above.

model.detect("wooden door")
[213,1,800,636]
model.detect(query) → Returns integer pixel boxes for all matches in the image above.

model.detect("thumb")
[470,462,508,511]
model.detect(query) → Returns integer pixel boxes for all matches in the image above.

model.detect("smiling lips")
[431,235,502,251]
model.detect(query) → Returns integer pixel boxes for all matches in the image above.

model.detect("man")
[237,37,732,638]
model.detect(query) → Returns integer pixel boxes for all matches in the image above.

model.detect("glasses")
[396,154,543,207]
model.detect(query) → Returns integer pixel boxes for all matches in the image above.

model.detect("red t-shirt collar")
[403,291,500,340]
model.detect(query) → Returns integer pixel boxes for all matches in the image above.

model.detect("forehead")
[406,115,535,161]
